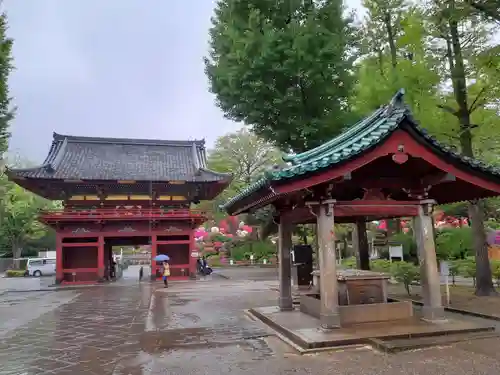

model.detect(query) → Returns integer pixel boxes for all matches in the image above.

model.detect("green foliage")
[449,261,461,285]
[207,128,282,204]
[371,259,392,273]
[207,254,222,267]
[435,227,474,260]
[341,257,357,269]
[490,261,500,286]
[0,175,53,262]
[390,261,420,295]
[458,259,477,286]
[0,12,14,154]
[210,233,232,243]
[229,239,275,261]
[206,0,359,152]
[5,269,25,277]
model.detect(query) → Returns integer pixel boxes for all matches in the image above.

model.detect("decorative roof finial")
[390,88,405,108]
[384,89,405,116]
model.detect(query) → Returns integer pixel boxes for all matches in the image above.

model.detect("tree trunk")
[355,221,370,270]
[469,201,496,295]
[12,241,22,269]
[448,11,496,296]
[383,12,398,68]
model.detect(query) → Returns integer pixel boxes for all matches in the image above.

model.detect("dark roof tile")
[9,133,230,182]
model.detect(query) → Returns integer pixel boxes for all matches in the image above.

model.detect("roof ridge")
[53,132,206,147]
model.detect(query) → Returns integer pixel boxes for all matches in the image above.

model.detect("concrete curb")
[389,297,500,321]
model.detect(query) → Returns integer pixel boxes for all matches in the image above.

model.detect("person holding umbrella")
[162,261,170,287]
[153,254,170,287]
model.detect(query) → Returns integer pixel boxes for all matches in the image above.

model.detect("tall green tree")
[206,0,359,152]
[200,128,282,225]
[427,0,500,295]
[467,0,500,21]
[0,176,52,267]
[0,12,14,157]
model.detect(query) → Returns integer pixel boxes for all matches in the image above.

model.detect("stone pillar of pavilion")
[278,218,293,311]
[316,200,340,329]
[353,220,370,270]
[415,200,445,321]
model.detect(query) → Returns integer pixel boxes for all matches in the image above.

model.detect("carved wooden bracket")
[362,188,386,200]
[403,186,431,200]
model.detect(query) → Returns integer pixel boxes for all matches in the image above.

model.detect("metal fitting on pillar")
[323,199,336,217]
[420,199,436,216]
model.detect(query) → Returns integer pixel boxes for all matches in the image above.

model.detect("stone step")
[370,331,500,353]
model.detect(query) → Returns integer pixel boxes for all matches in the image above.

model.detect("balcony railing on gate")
[40,208,208,221]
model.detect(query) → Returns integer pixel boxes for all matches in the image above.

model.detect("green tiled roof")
[222,89,500,213]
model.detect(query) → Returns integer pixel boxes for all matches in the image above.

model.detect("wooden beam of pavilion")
[280,200,420,225]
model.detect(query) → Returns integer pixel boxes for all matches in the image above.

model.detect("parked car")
[26,258,56,277]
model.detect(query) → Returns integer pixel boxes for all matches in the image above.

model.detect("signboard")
[389,245,403,260]
[190,252,199,258]
[440,261,449,276]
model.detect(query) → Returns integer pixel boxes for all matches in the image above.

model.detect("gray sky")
[5,0,362,164]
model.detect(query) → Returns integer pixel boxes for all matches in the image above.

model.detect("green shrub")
[448,260,461,285]
[371,259,392,273]
[230,239,275,261]
[458,259,476,286]
[435,227,473,260]
[208,254,222,267]
[5,269,26,277]
[341,257,357,269]
[390,261,420,295]
[491,261,500,287]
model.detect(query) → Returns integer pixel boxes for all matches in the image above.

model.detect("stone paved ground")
[1,268,500,374]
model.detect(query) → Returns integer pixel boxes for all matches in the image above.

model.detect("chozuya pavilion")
[223,90,500,338]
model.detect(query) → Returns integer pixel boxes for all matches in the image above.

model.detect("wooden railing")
[40,208,208,221]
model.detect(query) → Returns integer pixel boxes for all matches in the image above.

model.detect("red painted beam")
[281,201,420,224]
[61,242,98,247]
[62,268,98,273]
[156,240,191,245]
[275,129,500,195]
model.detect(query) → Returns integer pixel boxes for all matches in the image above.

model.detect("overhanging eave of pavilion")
[223,89,500,216]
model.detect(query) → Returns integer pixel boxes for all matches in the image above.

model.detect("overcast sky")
[5,0,362,164]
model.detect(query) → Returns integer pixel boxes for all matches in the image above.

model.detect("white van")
[27,258,56,277]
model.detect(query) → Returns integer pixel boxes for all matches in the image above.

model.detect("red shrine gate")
[7,133,231,284]
[39,209,208,283]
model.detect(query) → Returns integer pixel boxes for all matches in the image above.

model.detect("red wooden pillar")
[151,234,157,281]
[97,235,105,280]
[189,228,196,278]
[56,232,63,284]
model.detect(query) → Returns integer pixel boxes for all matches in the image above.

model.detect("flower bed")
[5,269,27,277]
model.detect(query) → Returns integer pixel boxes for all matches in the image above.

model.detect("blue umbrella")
[154,254,170,261]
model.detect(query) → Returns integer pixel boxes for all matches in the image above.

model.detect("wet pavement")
[1,268,500,374]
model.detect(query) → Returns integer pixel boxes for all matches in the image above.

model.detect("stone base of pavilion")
[248,306,497,353]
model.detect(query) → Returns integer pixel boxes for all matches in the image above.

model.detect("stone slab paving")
[0,274,500,374]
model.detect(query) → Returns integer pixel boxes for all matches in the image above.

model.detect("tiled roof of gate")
[7,133,231,182]
[222,89,500,213]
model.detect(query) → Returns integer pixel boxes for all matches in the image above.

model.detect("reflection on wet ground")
[2,269,500,374]
[0,277,277,375]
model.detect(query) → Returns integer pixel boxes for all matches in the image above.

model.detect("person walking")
[162,261,170,288]
[139,266,144,282]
